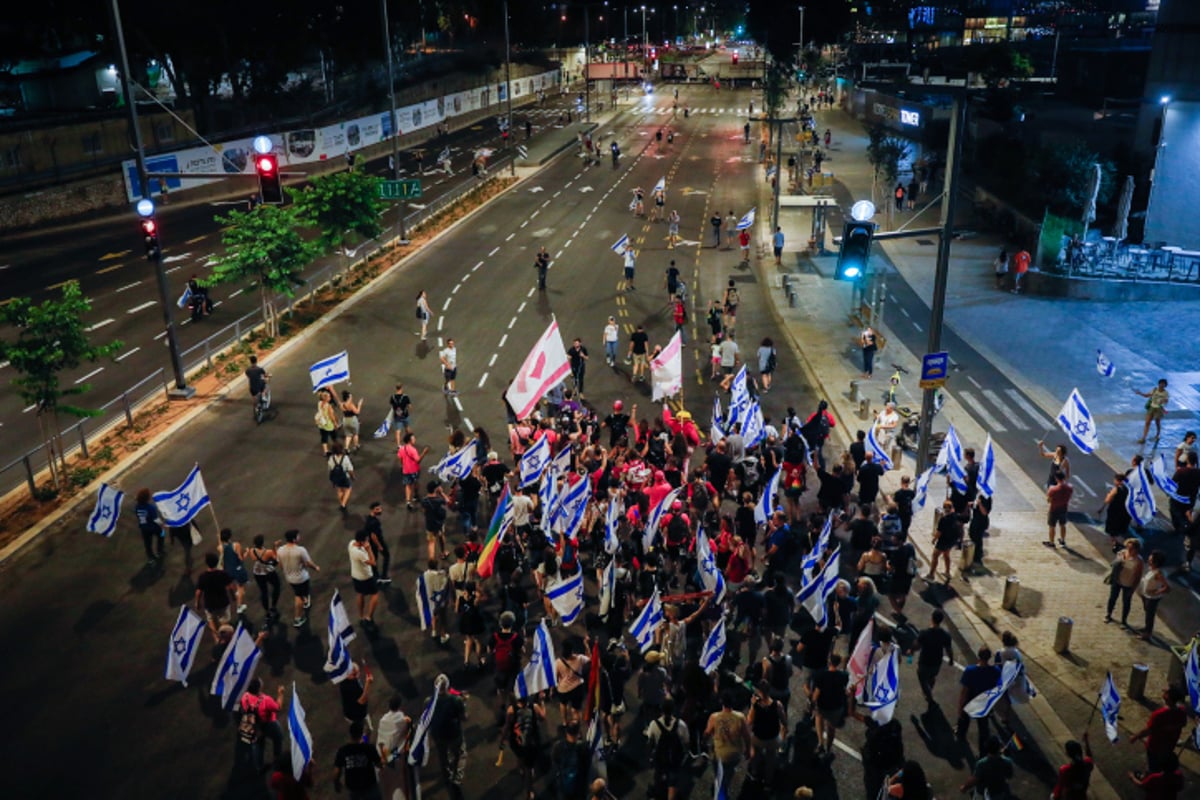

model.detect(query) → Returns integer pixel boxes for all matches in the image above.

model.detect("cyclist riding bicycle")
[245,355,270,417]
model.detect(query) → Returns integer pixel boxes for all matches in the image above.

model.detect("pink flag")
[650,331,683,402]
[505,320,571,419]
[849,618,874,692]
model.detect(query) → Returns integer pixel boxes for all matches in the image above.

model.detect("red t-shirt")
[1145,705,1188,754]
[739,230,750,247]
[1051,757,1093,799]
[241,692,281,723]
[1139,769,1184,800]
[1047,483,1074,512]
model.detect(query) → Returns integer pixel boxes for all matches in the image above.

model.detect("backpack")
[237,700,262,745]
[688,483,710,513]
[555,740,588,795]
[765,655,791,693]
[799,414,830,449]
[329,456,348,484]
[511,704,539,752]
[652,718,686,769]
[766,350,777,372]
[494,630,519,673]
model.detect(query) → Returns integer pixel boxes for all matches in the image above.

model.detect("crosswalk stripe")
[983,389,1028,430]
[958,391,1007,433]
[1005,389,1055,430]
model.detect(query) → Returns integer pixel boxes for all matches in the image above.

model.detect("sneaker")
[377,577,392,585]
[303,596,312,609]
[293,617,306,628]
[237,604,248,614]
[440,634,451,644]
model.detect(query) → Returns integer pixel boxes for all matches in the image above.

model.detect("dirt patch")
[0,175,518,551]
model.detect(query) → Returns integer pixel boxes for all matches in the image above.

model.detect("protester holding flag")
[809,652,850,755]
[956,647,1000,752]
[332,720,382,799]
[134,488,165,564]
[314,388,340,456]
[1051,733,1094,800]
[195,551,236,644]
[501,693,546,800]
[1129,685,1189,773]
[1036,440,1072,487]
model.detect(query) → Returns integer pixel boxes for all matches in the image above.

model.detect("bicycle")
[253,378,272,425]
[884,363,908,405]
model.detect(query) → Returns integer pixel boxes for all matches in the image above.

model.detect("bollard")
[1001,576,1020,610]
[858,398,870,420]
[1129,663,1149,701]
[890,445,902,471]
[781,275,791,294]
[959,541,976,571]
[787,290,797,309]
[1053,617,1073,654]
[849,380,860,402]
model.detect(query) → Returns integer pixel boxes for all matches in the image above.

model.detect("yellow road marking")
[99,250,131,261]
[185,235,207,245]
[96,263,125,275]
[46,279,72,291]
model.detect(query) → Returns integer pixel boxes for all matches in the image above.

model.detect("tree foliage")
[295,164,387,253]
[1032,139,1116,219]
[866,124,910,187]
[963,44,1035,88]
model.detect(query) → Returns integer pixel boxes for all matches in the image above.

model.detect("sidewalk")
[753,107,1200,797]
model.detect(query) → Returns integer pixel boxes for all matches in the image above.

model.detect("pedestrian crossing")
[520,105,746,119]
[956,387,1054,434]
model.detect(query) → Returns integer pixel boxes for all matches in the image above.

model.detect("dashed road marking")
[86,318,115,332]
[229,288,244,298]
[479,372,489,388]
[126,301,156,314]
[23,404,37,413]
[437,316,444,331]
[983,389,1028,430]
[74,367,104,384]
[967,375,982,389]
[472,261,483,272]
[488,246,500,256]
[959,391,1007,433]
[116,281,141,293]
[517,301,527,313]
[499,334,508,348]
[185,235,207,245]
[463,417,473,431]
[154,331,167,341]
[442,298,452,312]
[1075,477,1098,497]
[46,280,72,291]
[1005,389,1055,429]
[452,284,461,295]
[488,354,498,367]
[453,396,463,411]
[116,347,141,362]
[508,317,517,329]
[97,263,125,275]
[528,287,536,297]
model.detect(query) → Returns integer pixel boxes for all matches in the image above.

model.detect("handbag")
[1104,557,1122,585]
[190,522,203,546]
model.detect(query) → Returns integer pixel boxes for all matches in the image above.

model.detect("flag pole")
[1084,691,1101,728]
[208,502,222,534]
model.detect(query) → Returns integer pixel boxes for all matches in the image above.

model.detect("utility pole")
[504,0,515,176]
[108,0,191,398]
[584,7,591,122]
[915,91,967,472]
[380,0,407,243]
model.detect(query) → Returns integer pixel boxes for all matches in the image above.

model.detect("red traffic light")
[731,53,739,65]
[141,219,157,235]
[256,155,277,175]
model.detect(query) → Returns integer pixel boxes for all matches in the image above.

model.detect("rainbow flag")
[475,486,512,580]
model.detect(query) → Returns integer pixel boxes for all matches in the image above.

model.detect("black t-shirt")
[338,678,368,722]
[916,626,953,670]
[798,625,836,671]
[706,452,733,493]
[389,392,411,419]
[568,345,588,370]
[197,569,233,610]
[630,331,649,355]
[604,413,630,441]
[936,514,962,549]
[858,462,885,496]
[482,462,509,497]
[459,473,482,505]
[763,586,794,627]
[429,693,466,740]
[892,488,915,517]
[732,588,765,625]
[422,496,447,532]
[334,741,381,791]
[812,668,849,711]
[848,518,878,552]
[666,266,680,287]
[245,366,266,395]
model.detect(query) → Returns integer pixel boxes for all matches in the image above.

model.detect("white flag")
[211,622,261,711]
[309,350,350,392]
[87,482,124,537]
[859,645,901,723]
[519,435,552,487]
[547,569,586,625]
[515,620,558,698]
[164,605,206,687]
[505,320,572,420]
[153,464,211,528]
[848,618,875,685]
[288,683,314,781]
[1056,388,1099,454]
[740,399,765,449]
[650,331,683,402]
[727,367,751,427]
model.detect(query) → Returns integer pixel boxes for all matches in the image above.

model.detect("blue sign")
[920,351,949,387]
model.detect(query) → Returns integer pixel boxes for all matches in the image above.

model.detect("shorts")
[773,246,783,257]
[817,705,847,728]
[558,683,587,710]
[353,577,378,596]
[1146,407,1165,421]
[1047,507,1068,526]
[721,365,735,375]
[319,428,338,444]
[669,225,679,236]
[330,474,351,489]
[633,353,648,369]
[392,414,411,431]
[204,606,232,626]
[443,368,457,382]
[290,580,311,598]
[426,529,444,541]
[402,472,419,486]
[624,267,635,280]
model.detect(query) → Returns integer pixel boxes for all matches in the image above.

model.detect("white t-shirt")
[377,710,411,758]
[719,338,740,367]
[348,542,373,581]
[278,544,312,585]
[604,323,619,343]
[511,494,535,526]
[440,347,457,369]
[624,250,636,269]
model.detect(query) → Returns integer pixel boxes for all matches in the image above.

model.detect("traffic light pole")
[504,0,515,176]
[379,0,407,244]
[915,92,967,472]
[109,0,192,398]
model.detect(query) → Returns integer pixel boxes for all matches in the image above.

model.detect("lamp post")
[504,0,514,175]
[642,5,649,74]
[379,0,408,243]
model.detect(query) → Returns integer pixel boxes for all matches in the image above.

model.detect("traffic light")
[836,220,875,281]
[255,153,283,204]
[731,52,738,65]
[140,217,160,260]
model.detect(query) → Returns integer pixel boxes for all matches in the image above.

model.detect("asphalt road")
[0,84,1057,800]
[0,95,579,478]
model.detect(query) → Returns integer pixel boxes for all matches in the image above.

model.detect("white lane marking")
[983,389,1029,430]
[520,221,529,228]
[154,331,167,341]
[23,404,37,413]
[499,334,508,348]
[506,233,515,241]
[967,375,982,389]
[461,273,471,283]
[555,251,563,259]
[442,297,452,311]
[453,396,463,411]
[473,261,483,272]
[463,417,473,431]
[166,266,182,273]
[86,318,115,332]
[488,246,500,256]
[531,210,540,219]
[1075,477,1098,497]
[912,322,923,332]
[452,284,461,295]
[553,191,561,198]
[489,354,498,367]
[528,287,536,297]
[833,739,862,762]
[229,288,244,298]
[508,317,517,329]
[1005,389,1055,429]
[74,367,104,384]
[517,301,527,313]
[437,337,443,347]
[900,307,910,318]
[126,300,156,314]
[479,372,489,388]
[437,316,444,331]
[211,301,221,308]
[959,391,1007,433]
[116,347,141,362]
[541,200,551,208]
[116,281,142,292]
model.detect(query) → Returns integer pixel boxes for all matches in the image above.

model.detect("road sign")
[517,145,529,159]
[919,351,950,390]
[379,179,422,200]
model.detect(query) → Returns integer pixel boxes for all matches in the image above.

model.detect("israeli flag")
[309,351,350,393]
[1096,349,1115,378]
[735,207,755,230]
[211,622,261,711]
[1056,388,1099,455]
[798,546,840,629]
[515,620,558,698]
[604,496,621,554]
[551,476,590,533]
[1100,672,1121,743]
[438,146,450,163]
[695,526,726,602]
[415,571,440,631]
[372,415,391,439]
[1150,454,1189,504]
[801,513,834,580]
[519,435,551,487]
[540,471,559,521]
[324,589,357,684]
[1125,461,1157,527]
[164,605,206,687]
[1185,641,1200,714]
[611,234,630,255]
[715,759,729,800]
[177,284,192,309]
[562,496,589,543]
[728,367,751,427]
[964,658,1031,719]
[408,688,439,767]
[941,425,968,493]
[699,617,727,675]
[587,713,606,768]
[629,588,664,653]
[288,684,314,781]
[86,482,124,537]
[645,487,682,551]
[549,442,573,478]
[859,645,900,723]
[914,466,936,510]
[741,400,766,449]
[766,165,777,179]
[755,468,781,525]
[547,568,586,626]
[977,435,997,499]
[433,441,478,483]
[653,176,666,193]
[600,559,618,618]
[865,423,893,470]
[710,394,726,443]
[153,464,210,528]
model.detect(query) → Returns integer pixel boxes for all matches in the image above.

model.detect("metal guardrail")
[0,162,512,500]
[1042,241,1200,284]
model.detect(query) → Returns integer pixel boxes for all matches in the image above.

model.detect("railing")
[1042,239,1200,285]
[0,161,512,500]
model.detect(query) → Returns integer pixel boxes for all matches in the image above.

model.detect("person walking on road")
[440,338,458,396]
[1102,473,1133,551]
[667,209,680,248]
[1129,685,1189,773]
[757,337,777,393]
[333,720,382,800]
[809,652,850,756]
[956,647,1000,754]
[315,388,340,456]
[911,609,953,708]
[568,337,589,396]
[340,390,363,453]
[993,249,1009,290]
[134,488,165,565]
[622,246,638,292]
[860,324,878,378]
[1051,734,1094,800]
[628,325,650,382]
[772,227,784,266]
[1011,249,1030,294]
[416,290,433,340]
[710,212,723,247]
[925,500,962,583]
[422,480,450,562]
[349,529,380,625]
[603,316,620,367]
[725,211,737,249]
[218,528,250,615]
[665,260,681,301]
[388,383,412,447]
[535,246,550,290]
[247,534,281,622]
[1105,538,1144,626]
[363,502,391,585]
[428,673,469,800]
[1134,378,1169,443]
[278,529,320,628]
[327,442,355,512]
[196,551,236,644]
[738,227,751,265]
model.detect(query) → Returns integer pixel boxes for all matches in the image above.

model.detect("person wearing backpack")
[490,611,524,715]
[502,694,546,800]
[758,635,795,711]
[326,442,355,513]
[237,677,284,775]
[704,690,752,798]
[553,721,592,800]
[747,679,787,788]
[646,697,690,800]
[801,401,835,468]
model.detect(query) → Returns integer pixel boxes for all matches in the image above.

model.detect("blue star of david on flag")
[153,465,210,528]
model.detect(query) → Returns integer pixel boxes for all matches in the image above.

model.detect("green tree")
[295,164,387,255]
[964,43,1035,88]
[865,124,911,224]
[0,281,123,490]
[206,204,318,337]
[1032,139,1116,219]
